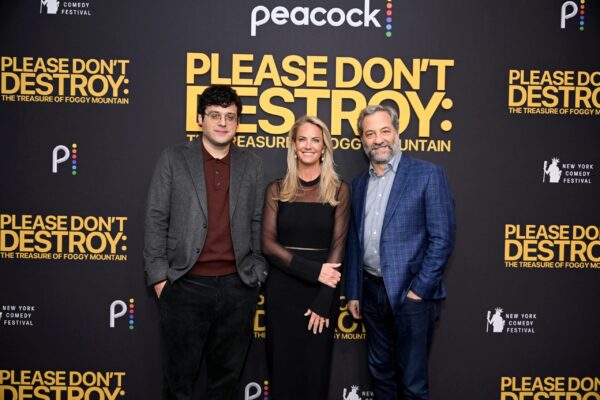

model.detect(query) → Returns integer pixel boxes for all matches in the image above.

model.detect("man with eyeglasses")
[144,84,267,400]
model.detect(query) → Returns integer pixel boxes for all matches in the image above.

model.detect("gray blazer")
[143,138,267,287]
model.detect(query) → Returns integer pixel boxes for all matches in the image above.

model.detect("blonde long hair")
[277,116,341,206]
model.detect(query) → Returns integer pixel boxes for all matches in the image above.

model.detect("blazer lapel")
[183,139,208,219]
[229,146,247,218]
[382,154,411,233]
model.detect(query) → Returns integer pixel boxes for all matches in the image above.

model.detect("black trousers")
[362,274,438,400]
[159,274,259,400]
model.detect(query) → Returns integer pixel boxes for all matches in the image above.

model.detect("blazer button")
[203,223,207,229]
[195,248,200,253]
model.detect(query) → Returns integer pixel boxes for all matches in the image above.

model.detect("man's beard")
[364,138,399,164]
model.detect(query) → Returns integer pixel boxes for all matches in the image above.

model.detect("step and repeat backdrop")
[1,0,599,399]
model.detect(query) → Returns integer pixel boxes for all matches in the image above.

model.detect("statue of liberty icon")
[343,385,362,400]
[40,0,60,14]
[543,158,562,183]
[486,308,505,333]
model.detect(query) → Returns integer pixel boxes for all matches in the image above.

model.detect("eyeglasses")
[204,111,238,123]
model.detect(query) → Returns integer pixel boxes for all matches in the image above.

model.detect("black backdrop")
[1,1,599,399]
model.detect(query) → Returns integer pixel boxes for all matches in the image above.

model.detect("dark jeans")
[362,274,438,400]
[159,274,259,400]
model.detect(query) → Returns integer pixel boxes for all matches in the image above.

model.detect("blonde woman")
[262,115,350,399]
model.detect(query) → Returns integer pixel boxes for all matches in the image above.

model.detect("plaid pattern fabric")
[345,154,456,314]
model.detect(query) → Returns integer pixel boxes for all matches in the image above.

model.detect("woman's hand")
[318,263,341,288]
[304,309,329,334]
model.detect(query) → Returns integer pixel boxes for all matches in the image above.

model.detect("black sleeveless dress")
[262,177,350,399]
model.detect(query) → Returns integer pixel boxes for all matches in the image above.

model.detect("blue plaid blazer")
[345,154,456,314]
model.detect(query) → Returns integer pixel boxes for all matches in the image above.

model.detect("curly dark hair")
[197,85,243,117]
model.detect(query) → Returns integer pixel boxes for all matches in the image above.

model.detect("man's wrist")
[407,290,422,300]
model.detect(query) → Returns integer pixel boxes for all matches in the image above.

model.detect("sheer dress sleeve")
[309,181,351,316]
[261,181,323,283]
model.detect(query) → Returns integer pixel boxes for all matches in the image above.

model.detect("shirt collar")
[200,139,231,165]
[368,151,402,177]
